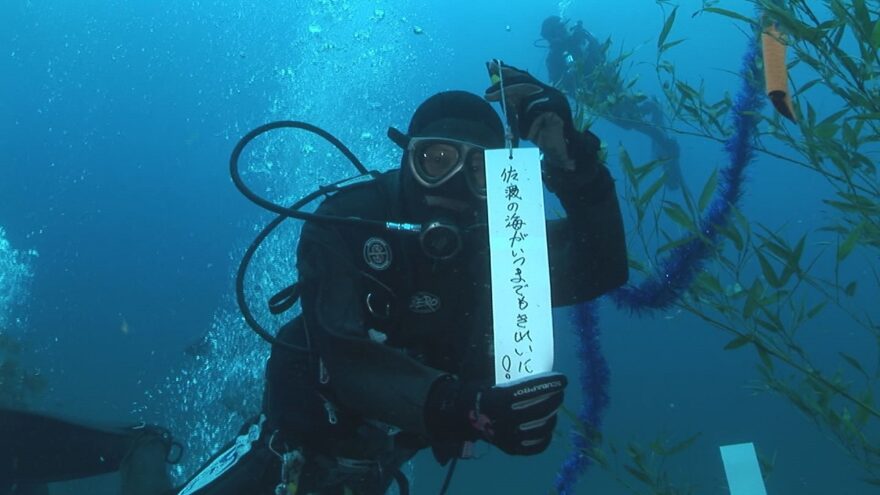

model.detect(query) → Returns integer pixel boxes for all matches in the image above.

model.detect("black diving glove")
[425,372,568,457]
[483,61,602,193]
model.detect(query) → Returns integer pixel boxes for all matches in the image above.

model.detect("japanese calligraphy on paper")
[485,148,554,386]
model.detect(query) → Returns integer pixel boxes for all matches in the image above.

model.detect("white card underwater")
[484,147,554,386]
[720,442,768,495]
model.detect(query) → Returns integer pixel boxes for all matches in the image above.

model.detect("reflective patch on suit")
[409,291,441,314]
[363,237,392,271]
[177,415,265,495]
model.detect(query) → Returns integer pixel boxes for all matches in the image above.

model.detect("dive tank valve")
[386,220,462,261]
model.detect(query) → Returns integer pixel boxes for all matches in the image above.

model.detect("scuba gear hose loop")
[231,121,383,353]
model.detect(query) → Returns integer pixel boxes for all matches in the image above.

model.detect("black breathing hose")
[230,121,377,353]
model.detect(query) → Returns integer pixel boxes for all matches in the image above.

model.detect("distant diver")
[1,62,628,494]
[539,15,683,190]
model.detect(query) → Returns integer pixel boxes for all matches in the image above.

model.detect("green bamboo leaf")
[628,258,648,273]
[626,442,643,462]
[638,176,666,210]
[743,292,758,318]
[842,122,858,149]
[743,279,764,319]
[776,14,821,44]
[825,198,880,215]
[663,202,696,232]
[865,441,880,456]
[853,0,872,36]
[844,281,857,296]
[675,80,700,101]
[724,335,753,350]
[838,223,864,261]
[828,0,849,27]
[662,433,702,456]
[839,192,878,209]
[806,301,827,319]
[806,102,817,127]
[660,39,686,52]
[851,117,866,139]
[756,251,782,288]
[839,352,869,379]
[623,465,654,486]
[703,7,755,25]
[818,108,850,128]
[755,317,781,333]
[856,153,876,174]
[824,201,857,214]
[854,389,874,427]
[680,176,698,216]
[719,224,744,251]
[658,6,678,50]
[787,235,805,275]
[763,288,787,306]
[584,446,609,469]
[633,158,663,179]
[824,19,845,38]
[812,108,849,139]
[634,204,646,225]
[657,235,698,255]
[695,271,724,295]
[698,169,718,212]
[852,112,880,121]
[872,20,880,50]
[619,145,636,183]
[795,78,823,96]
[759,310,785,333]
[756,345,774,371]
[778,266,795,287]
[814,122,840,140]
[732,206,751,239]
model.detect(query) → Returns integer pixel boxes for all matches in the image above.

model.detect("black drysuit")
[175,129,628,495]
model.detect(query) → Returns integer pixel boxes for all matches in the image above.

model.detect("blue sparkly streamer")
[611,34,765,313]
[554,301,608,494]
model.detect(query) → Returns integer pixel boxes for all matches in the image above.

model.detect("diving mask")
[390,127,488,200]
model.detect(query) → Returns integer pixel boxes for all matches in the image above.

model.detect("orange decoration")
[762,23,797,122]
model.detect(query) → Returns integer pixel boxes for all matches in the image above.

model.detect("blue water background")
[0,0,874,493]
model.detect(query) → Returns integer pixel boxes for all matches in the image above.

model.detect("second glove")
[425,371,568,456]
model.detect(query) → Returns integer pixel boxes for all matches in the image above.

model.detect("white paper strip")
[720,442,768,495]
[485,148,554,386]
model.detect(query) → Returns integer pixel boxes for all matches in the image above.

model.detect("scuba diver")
[540,15,605,95]
[1,62,628,495]
[539,15,683,190]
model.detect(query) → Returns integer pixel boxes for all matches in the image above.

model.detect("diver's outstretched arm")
[0,408,173,495]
